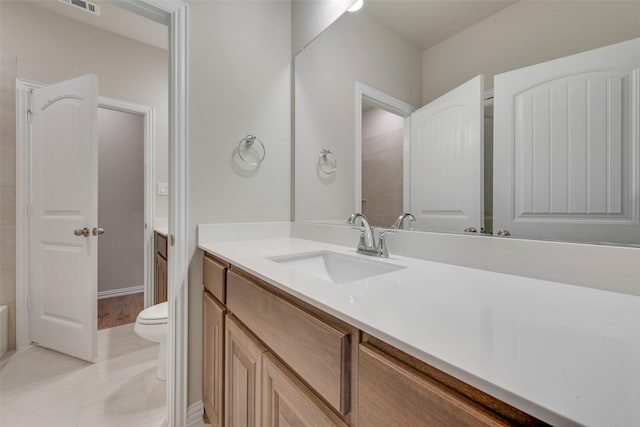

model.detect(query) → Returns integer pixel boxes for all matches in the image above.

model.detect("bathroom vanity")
[198,226,640,427]
[154,230,168,304]
[200,248,544,426]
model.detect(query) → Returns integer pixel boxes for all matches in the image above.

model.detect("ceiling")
[27,0,168,50]
[362,0,517,51]
[27,0,517,55]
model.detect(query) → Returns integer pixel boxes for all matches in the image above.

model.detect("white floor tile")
[0,324,166,426]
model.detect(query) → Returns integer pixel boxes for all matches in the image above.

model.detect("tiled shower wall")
[361,127,404,228]
[0,55,17,350]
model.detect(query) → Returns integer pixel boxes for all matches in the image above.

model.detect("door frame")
[97,97,157,308]
[14,1,189,425]
[354,82,415,214]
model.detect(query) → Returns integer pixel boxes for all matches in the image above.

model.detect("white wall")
[292,0,356,54]
[0,0,168,219]
[187,0,291,406]
[422,0,640,103]
[98,108,144,294]
[295,11,422,223]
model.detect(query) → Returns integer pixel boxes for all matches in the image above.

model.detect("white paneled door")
[30,75,98,362]
[410,75,484,233]
[494,38,640,244]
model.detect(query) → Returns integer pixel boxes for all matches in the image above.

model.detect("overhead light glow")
[347,0,363,12]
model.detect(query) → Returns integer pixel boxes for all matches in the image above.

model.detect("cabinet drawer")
[359,344,509,427]
[155,232,168,259]
[227,270,350,415]
[203,255,228,303]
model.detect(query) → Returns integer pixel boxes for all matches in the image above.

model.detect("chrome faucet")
[347,213,389,258]
[392,213,416,230]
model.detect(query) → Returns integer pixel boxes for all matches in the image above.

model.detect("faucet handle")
[358,231,367,250]
[377,231,389,258]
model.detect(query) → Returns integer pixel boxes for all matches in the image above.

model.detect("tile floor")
[0,324,208,427]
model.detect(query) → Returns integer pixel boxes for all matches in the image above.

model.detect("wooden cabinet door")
[154,252,167,304]
[359,344,508,427]
[225,315,266,427]
[203,291,225,427]
[262,352,347,427]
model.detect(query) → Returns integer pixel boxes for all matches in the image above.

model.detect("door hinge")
[27,89,34,123]
[26,203,31,218]
[27,296,31,311]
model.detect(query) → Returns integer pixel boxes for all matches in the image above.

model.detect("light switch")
[157,182,169,195]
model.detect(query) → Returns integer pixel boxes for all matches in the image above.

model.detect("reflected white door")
[30,74,98,362]
[410,75,484,233]
[493,38,640,244]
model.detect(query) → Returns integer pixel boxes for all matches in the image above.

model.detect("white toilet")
[134,302,168,380]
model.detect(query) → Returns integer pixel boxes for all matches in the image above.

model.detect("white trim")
[15,80,33,350]
[354,82,415,215]
[111,3,188,425]
[402,116,412,212]
[186,400,204,426]
[116,2,188,426]
[166,4,189,427]
[97,285,145,300]
[99,96,156,309]
[112,0,182,25]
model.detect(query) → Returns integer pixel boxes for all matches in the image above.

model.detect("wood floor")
[97,292,144,330]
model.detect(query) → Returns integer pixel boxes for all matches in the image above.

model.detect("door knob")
[73,227,90,237]
[93,227,105,236]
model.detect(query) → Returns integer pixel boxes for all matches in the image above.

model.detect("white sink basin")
[269,250,405,283]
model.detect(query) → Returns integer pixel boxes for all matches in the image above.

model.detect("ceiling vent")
[58,0,101,16]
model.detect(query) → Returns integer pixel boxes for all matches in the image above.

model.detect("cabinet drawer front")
[204,255,227,303]
[359,344,509,427]
[155,233,167,259]
[227,270,350,415]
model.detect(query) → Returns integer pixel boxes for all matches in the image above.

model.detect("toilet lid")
[137,301,168,325]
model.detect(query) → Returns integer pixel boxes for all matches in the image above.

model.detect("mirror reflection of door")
[361,102,405,228]
[410,75,485,234]
[494,38,640,245]
[484,100,494,235]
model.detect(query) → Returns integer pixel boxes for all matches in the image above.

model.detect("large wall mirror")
[294,0,640,246]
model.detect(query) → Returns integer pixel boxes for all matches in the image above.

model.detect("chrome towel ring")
[237,135,266,166]
[318,149,337,175]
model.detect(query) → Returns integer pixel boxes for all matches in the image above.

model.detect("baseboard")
[97,285,144,300]
[186,400,205,426]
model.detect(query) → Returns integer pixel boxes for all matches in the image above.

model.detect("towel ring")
[318,149,337,175]
[237,135,266,166]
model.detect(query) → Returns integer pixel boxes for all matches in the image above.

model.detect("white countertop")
[199,237,640,427]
